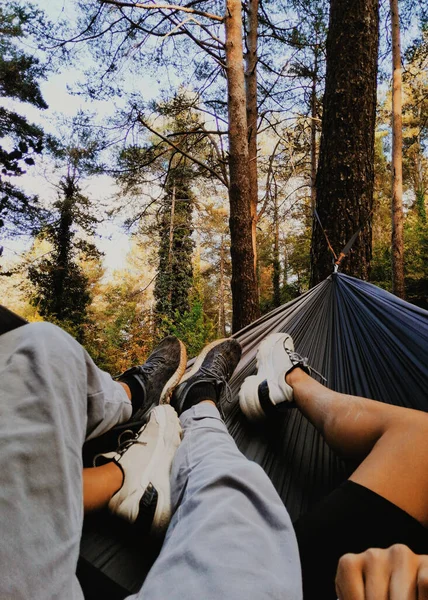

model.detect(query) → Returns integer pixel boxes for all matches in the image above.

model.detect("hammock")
[2,272,428,598]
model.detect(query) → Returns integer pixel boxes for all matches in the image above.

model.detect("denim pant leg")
[136,403,302,600]
[0,322,132,600]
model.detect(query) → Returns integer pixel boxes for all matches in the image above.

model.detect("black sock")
[119,376,145,415]
[181,382,217,412]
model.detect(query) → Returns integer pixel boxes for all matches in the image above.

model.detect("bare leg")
[83,464,123,514]
[287,368,428,526]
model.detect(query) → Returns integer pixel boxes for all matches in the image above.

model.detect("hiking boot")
[171,338,242,415]
[239,332,312,421]
[117,336,187,421]
[95,405,182,536]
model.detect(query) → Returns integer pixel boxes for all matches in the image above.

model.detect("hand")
[335,544,428,599]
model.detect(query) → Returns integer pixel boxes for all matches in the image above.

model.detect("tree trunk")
[225,0,259,332]
[390,0,405,298]
[245,0,259,285]
[310,0,379,285]
[167,184,176,306]
[53,178,74,320]
[272,184,281,307]
[218,235,226,336]
[310,66,318,212]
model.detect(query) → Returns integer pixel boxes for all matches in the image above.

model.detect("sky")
[2,0,164,277]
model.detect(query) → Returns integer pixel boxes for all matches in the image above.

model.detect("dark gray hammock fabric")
[2,272,428,598]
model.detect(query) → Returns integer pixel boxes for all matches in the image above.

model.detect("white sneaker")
[96,405,182,536]
[239,333,309,422]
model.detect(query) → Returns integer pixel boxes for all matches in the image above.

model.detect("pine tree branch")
[100,0,224,22]
[138,116,228,187]
[202,126,229,187]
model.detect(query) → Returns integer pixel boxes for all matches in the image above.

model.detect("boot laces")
[199,352,234,410]
[139,355,166,377]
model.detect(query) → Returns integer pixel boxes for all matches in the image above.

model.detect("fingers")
[362,548,390,600]
[335,553,365,600]
[417,564,428,600]
[388,544,417,600]
[336,545,428,600]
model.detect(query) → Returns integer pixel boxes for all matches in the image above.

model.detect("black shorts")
[294,480,428,600]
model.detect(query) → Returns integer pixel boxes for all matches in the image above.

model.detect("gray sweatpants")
[0,322,302,600]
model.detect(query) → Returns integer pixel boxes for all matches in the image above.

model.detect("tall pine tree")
[0,4,47,237]
[28,118,102,340]
[310,0,380,284]
[154,162,194,324]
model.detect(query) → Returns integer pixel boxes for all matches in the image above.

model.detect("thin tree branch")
[101,0,224,22]
[202,125,230,187]
[138,116,228,186]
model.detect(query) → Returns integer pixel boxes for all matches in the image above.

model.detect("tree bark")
[390,0,405,298]
[310,0,379,285]
[272,185,281,307]
[245,0,259,284]
[310,66,318,212]
[218,234,226,337]
[225,0,259,332]
[53,177,74,320]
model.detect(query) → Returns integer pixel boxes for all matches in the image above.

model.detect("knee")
[24,321,70,344]
[19,322,78,358]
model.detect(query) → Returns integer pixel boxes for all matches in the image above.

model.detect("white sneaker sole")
[149,405,182,535]
[111,405,182,536]
[239,333,294,422]
[239,374,268,421]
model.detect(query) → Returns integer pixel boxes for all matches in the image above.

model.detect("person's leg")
[286,368,428,526]
[240,332,428,599]
[83,463,124,513]
[240,332,428,525]
[0,322,184,599]
[0,322,131,599]
[132,340,302,600]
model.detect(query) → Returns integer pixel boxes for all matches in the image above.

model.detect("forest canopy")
[0,0,427,369]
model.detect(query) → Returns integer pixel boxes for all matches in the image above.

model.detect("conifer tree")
[154,163,194,322]
[0,3,47,237]
[28,176,99,340]
[28,118,102,340]
[310,0,379,284]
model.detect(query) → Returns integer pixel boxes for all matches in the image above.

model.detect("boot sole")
[159,339,188,404]
[178,338,229,385]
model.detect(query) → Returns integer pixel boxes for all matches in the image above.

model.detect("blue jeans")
[0,323,302,600]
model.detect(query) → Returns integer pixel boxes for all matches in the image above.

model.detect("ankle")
[180,382,218,413]
[285,367,307,388]
[83,462,124,514]
[119,381,132,401]
[199,400,217,407]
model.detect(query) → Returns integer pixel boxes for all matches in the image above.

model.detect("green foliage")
[404,201,428,308]
[0,3,47,236]
[154,171,194,321]
[27,183,99,340]
[84,281,154,374]
[158,299,215,359]
[27,116,106,339]
[370,244,393,291]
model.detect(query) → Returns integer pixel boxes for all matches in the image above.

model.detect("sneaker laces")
[92,427,147,467]
[286,348,327,383]
[198,352,234,410]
